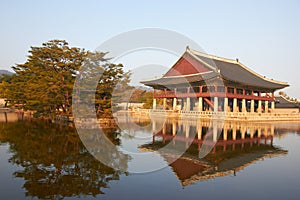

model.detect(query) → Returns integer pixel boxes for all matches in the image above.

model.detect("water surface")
[0,120,299,199]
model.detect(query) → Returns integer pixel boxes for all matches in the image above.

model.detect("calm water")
[0,119,300,200]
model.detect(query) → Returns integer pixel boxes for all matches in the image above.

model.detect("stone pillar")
[265,100,269,113]
[233,126,237,140]
[213,126,218,142]
[214,96,218,112]
[186,97,190,111]
[271,101,275,111]
[172,121,177,136]
[224,97,228,112]
[153,98,157,110]
[173,98,177,110]
[180,99,184,110]
[185,125,190,138]
[242,99,246,112]
[198,97,203,112]
[197,124,202,140]
[163,98,167,110]
[162,125,166,135]
[257,127,262,137]
[223,128,228,141]
[250,128,254,139]
[250,99,255,113]
[258,100,262,113]
[152,120,156,133]
[233,98,238,112]
[241,131,245,139]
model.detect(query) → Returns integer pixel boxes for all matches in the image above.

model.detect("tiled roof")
[141,48,289,90]
[275,95,300,108]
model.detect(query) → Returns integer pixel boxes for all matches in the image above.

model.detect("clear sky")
[0,0,299,97]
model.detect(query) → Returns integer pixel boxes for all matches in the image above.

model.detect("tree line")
[0,39,132,118]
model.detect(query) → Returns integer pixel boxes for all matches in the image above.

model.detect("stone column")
[250,128,254,139]
[172,121,177,136]
[214,96,218,112]
[162,125,166,135]
[173,98,177,110]
[213,126,218,142]
[223,128,228,141]
[185,124,190,138]
[224,97,228,112]
[152,120,156,132]
[163,98,167,110]
[233,126,237,140]
[257,127,262,137]
[250,99,255,113]
[265,100,269,113]
[197,124,202,140]
[271,101,275,111]
[198,97,203,112]
[258,100,262,113]
[233,98,238,112]
[153,98,157,110]
[186,97,190,111]
[241,130,245,139]
[242,99,246,112]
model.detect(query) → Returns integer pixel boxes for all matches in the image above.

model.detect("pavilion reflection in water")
[141,119,288,186]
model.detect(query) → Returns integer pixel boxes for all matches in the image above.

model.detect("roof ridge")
[164,71,214,78]
[188,48,237,63]
[278,95,298,103]
[188,48,289,86]
[186,49,219,72]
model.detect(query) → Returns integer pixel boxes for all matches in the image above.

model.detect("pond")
[0,118,300,199]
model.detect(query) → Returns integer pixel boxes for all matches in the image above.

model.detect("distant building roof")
[141,48,289,90]
[275,95,300,108]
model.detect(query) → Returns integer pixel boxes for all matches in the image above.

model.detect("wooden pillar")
[173,98,177,110]
[242,99,246,112]
[214,96,218,112]
[224,97,228,112]
[233,98,238,112]
[153,98,157,110]
[250,99,255,113]
[198,97,203,112]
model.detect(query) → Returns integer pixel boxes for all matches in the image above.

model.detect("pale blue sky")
[0,0,299,97]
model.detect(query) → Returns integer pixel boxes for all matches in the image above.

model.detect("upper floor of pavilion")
[141,47,289,94]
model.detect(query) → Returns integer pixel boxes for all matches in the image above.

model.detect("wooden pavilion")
[141,47,289,113]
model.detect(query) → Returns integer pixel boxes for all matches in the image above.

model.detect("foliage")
[0,40,131,118]
[129,89,153,109]
[0,121,128,199]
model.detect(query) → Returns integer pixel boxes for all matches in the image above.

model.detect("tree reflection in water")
[0,120,128,199]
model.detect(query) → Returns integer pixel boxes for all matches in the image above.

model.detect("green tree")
[10,40,85,117]
[1,40,131,118]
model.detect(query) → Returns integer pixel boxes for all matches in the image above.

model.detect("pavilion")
[141,47,289,113]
